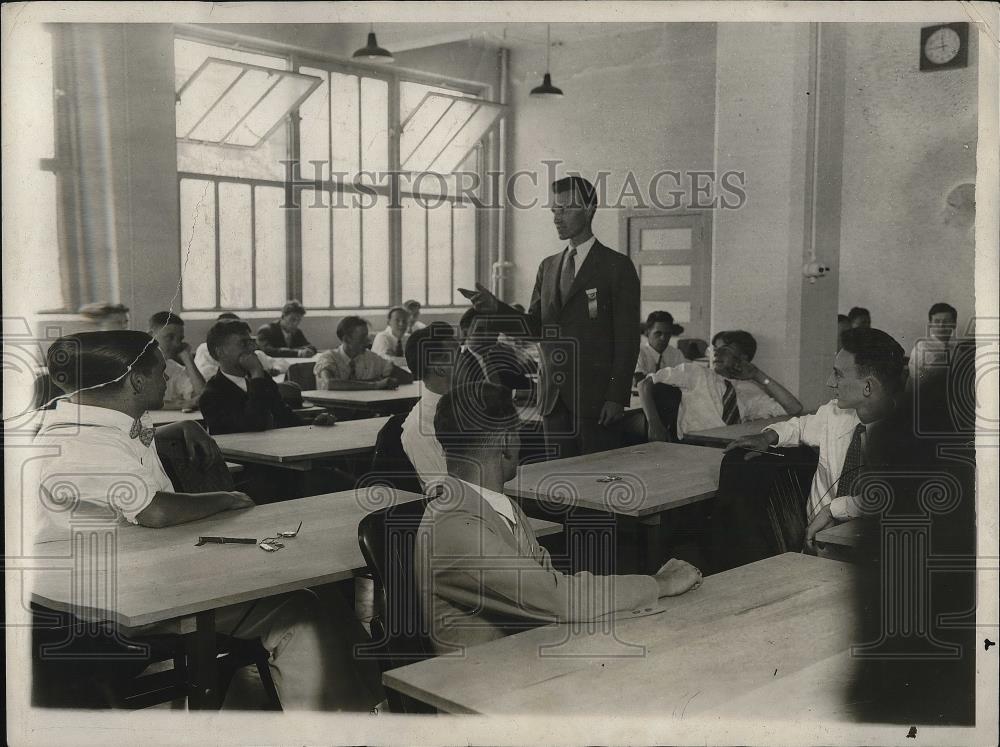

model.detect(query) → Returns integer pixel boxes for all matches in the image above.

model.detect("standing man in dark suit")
[461,176,640,457]
[256,299,317,358]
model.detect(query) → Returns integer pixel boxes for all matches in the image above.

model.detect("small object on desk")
[181,406,198,413]
[312,413,337,427]
[597,474,624,483]
[195,536,257,546]
[277,521,303,538]
[258,540,285,552]
[741,447,785,457]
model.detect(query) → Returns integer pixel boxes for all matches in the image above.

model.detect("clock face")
[924,27,961,65]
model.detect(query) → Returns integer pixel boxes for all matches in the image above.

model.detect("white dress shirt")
[764,399,863,521]
[563,235,597,272]
[29,402,175,543]
[371,326,405,360]
[163,358,196,404]
[400,387,448,488]
[646,362,786,438]
[456,478,518,531]
[635,342,685,376]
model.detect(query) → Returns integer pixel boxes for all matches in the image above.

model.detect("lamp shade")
[353,32,395,63]
[530,72,563,98]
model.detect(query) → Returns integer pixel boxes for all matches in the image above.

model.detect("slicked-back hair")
[47,331,160,394]
[149,311,184,329]
[435,382,520,461]
[336,315,368,342]
[281,300,306,317]
[405,322,456,380]
[840,327,905,392]
[552,176,597,209]
[928,302,957,321]
[387,305,408,321]
[206,319,251,359]
[848,306,870,323]
[716,330,758,361]
[403,299,422,313]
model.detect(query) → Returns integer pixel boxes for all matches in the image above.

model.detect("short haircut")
[838,314,849,324]
[848,307,870,323]
[403,299,422,312]
[206,319,251,359]
[387,305,408,321]
[840,327,905,391]
[217,312,240,320]
[78,302,129,320]
[711,330,729,348]
[645,310,679,331]
[405,322,456,380]
[928,302,957,320]
[552,176,597,209]
[434,382,520,460]
[148,311,184,329]
[47,331,159,394]
[281,300,306,317]
[336,315,368,341]
[716,330,758,361]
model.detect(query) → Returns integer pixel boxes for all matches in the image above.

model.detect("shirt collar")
[418,387,443,420]
[567,235,597,265]
[42,401,146,433]
[456,477,517,526]
[221,370,248,392]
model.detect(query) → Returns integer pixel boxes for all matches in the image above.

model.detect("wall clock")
[920,22,969,71]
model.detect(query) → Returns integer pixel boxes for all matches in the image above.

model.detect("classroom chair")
[368,413,424,495]
[285,362,316,392]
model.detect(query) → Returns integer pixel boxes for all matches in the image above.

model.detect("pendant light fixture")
[353,24,395,63]
[530,25,563,98]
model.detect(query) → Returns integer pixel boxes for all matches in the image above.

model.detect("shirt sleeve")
[380,356,395,377]
[371,333,392,358]
[313,353,343,382]
[648,363,694,389]
[829,495,863,521]
[765,401,832,447]
[743,390,787,420]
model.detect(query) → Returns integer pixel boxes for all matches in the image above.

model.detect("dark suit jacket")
[453,346,534,393]
[198,371,303,435]
[256,321,312,357]
[493,240,640,419]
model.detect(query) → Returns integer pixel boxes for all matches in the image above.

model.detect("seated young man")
[907,302,958,392]
[416,382,702,653]
[639,330,802,441]
[31,331,379,710]
[634,310,686,383]
[148,311,205,410]
[722,327,907,562]
[370,305,410,361]
[198,319,305,434]
[314,316,412,390]
[256,300,317,358]
[403,299,426,334]
[195,312,284,380]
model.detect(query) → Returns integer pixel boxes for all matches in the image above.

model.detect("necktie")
[656,351,663,371]
[836,423,867,497]
[721,379,740,425]
[348,357,357,380]
[129,417,155,447]
[393,337,403,357]
[558,247,577,304]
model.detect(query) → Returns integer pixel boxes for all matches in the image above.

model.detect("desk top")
[212,417,389,464]
[683,415,793,446]
[29,489,561,628]
[505,441,723,518]
[303,383,421,407]
[815,519,864,548]
[383,553,858,716]
[148,409,203,425]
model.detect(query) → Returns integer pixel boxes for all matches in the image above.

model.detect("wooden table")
[303,383,421,414]
[211,418,389,471]
[815,519,865,563]
[506,442,723,572]
[383,553,859,717]
[30,489,561,709]
[682,415,794,447]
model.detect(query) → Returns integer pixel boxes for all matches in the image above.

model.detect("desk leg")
[639,516,663,574]
[184,610,220,710]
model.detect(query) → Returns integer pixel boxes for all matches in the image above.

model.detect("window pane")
[332,199,361,307]
[188,68,274,143]
[180,179,217,309]
[228,73,319,147]
[360,77,388,177]
[399,81,474,123]
[362,197,389,307]
[400,197,426,305]
[452,204,477,305]
[298,67,330,181]
[301,189,331,308]
[330,72,359,177]
[400,94,452,165]
[254,186,287,309]
[639,227,692,252]
[426,202,452,306]
[405,100,478,174]
[218,183,253,309]
[432,104,501,174]
[176,61,242,137]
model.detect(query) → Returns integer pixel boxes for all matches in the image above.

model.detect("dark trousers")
[542,396,623,460]
[709,446,819,573]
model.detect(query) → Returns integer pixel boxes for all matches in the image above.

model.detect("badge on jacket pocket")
[586,288,598,319]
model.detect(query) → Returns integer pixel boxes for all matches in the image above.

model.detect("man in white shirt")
[30,331,378,710]
[416,382,702,653]
[635,310,686,382]
[314,316,411,390]
[399,323,459,488]
[640,330,802,440]
[371,306,410,362]
[907,302,958,392]
[725,327,906,552]
[147,311,205,410]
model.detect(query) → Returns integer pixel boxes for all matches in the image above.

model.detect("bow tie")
[129,417,155,447]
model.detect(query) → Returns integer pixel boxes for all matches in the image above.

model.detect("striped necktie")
[836,423,867,497]
[722,379,740,425]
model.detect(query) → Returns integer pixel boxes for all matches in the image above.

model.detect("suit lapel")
[561,241,604,308]
[542,253,562,319]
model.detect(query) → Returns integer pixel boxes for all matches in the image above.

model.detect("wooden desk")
[682,415,794,447]
[212,417,389,471]
[30,489,560,708]
[506,442,723,571]
[148,409,203,426]
[303,383,421,414]
[383,553,858,717]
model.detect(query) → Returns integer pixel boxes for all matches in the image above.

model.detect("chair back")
[285,362,316,391]
[155,431,235,493]
[369,411,423,495]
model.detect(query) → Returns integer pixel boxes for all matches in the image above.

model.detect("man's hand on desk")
[226,491,255,510]
[654,558,702,596]
[178,420,222,469]
[724,430,779,456]
[804,506,836,552]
